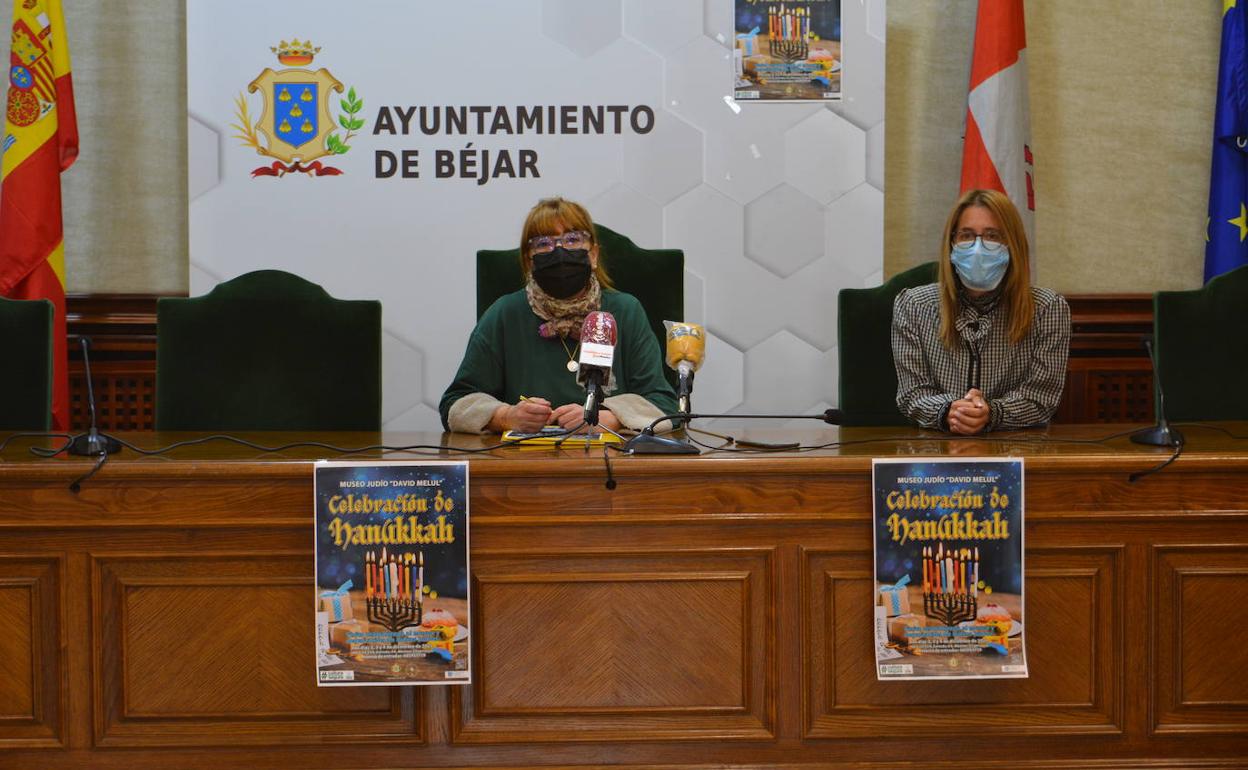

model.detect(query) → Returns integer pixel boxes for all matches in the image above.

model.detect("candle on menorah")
[365,548,423,632]
[921,545,929,595]
[973,547,979,597]
[766,4,809,60]
[923,541,979,626]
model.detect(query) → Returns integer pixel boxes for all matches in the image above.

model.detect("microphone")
[68,337,122,457]
[1130,337,1183,447]
[577,311,617,426]
[664,322,706,414]
[624,322,707,455]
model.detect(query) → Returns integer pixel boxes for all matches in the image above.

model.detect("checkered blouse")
[891,283,1071,431]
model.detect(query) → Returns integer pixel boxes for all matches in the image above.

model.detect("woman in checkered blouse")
[891,189,1071,435]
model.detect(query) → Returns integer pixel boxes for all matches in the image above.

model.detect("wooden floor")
[1,424,1246,769]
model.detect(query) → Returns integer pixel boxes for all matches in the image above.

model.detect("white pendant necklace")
[559,335,579,373]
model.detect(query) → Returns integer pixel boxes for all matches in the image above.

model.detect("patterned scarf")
[526,276,602,339]
[954,285,1002,343]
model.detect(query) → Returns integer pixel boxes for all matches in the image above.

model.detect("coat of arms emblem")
[232,40,365,177]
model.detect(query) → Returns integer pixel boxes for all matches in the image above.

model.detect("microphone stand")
[626,361,703,454]
[68,337,123,457]
[1130,338,1183,447]
[624,424,700,454]
[582,372,606,428]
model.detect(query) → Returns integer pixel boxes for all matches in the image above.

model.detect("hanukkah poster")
[734,0,843,102]
[872,458,1027,681]
[314,461,470,687]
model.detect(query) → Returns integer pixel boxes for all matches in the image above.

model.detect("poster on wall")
[872,458,1028,681]
[314,460,470,686]
[734,0,842,101]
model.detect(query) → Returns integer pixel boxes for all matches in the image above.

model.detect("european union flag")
[1205,1,1248,282]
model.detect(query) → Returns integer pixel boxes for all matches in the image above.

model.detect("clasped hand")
[947,388,990,435]
[494,396,621,433]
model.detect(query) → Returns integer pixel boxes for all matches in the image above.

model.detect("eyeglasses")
[528,230,590,254]
[952,229,1007,252]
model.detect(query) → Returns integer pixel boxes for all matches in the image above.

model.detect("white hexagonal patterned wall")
[542,0,623,58]
[744,184,826,278]
[187,0,885,434]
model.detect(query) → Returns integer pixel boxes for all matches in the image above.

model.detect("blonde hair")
[518,197,613,289]
[937,188,1033,348]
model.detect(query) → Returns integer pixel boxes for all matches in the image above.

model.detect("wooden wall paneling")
[1055,294,1154,424]
[91,552,424,748]
[69,361,156,432]
[452,548,776,744]
[3,428,1247,767]
[0,555,64,748]
[1151,545,1248,737]
[58,293,1156,430]
[803,546,1124,739]
[66,294,163,433]
[1060,359,1154,425]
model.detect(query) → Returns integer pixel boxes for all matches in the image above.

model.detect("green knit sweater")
[439,289,677,430]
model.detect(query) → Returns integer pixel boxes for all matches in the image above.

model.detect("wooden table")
[1,425,1246,769]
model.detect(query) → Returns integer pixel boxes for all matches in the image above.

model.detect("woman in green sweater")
[440,198,677,434]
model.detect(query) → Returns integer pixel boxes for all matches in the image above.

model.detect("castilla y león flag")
[960,0,1034,244]
[1,0,78,430]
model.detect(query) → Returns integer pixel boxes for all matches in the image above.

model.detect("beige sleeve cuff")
[447,392,507,434]
[603,393,671,433]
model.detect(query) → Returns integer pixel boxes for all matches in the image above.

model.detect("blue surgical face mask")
[950,238,1010,291]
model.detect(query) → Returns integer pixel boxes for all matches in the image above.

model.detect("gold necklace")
[559,335,579,373]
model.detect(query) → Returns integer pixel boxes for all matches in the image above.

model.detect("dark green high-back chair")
[1154,264,1248,421]
[0,296,53,431]
[156,270,382,431]
[476,224,683,388]
[837,261,939,426]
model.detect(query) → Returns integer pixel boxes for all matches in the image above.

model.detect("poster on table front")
[314,461,470,686]
[734,0,843,101]
[872,458,1027,681]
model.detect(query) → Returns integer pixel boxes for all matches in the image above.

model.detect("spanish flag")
[1,0,78,431]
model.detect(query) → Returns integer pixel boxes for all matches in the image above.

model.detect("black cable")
[106,431,574,458]
[9,419,1226,491]
[602,445,617,490]
[550,420,588,449]
[680,425,1155,455]
[685,425,1191,487]
[11,426,597,494]
[1128,438,1184,483]
[30,437,75,457]
[0,432,72,454]
[1172,422,1248,440]
[68,451,108,494]
[685,432,737,452]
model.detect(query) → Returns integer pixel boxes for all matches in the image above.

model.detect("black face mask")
[531,247,592,299]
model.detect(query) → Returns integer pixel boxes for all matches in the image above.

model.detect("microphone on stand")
[68,337,122,457]
[1130,337,1183,447]
[664,322,706,417]
[624,321,707,454]
[576,311,617,426]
